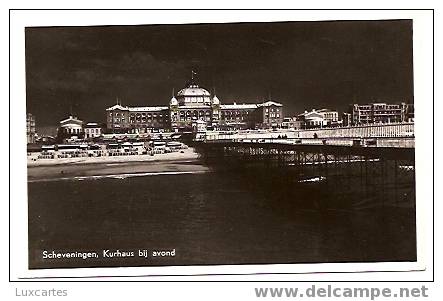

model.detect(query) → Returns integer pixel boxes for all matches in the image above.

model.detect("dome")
[212,95,220,105]
[176,84,211,97]
[170,96,178,106]
[176,82,212,107]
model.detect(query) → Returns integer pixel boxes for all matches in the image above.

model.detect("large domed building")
[106,75,283,132]
[169,79,221,130]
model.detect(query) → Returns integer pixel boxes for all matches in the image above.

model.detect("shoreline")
[27,148,209,181]
[27,147,200,167]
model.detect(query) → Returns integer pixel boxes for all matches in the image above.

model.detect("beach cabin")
[57,144,89,158]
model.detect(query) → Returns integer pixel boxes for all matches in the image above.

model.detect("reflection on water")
[28,163,416,269]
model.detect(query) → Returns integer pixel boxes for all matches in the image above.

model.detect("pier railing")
[194,137,415,208]
[202,122,414,149]
[204,122,414,140]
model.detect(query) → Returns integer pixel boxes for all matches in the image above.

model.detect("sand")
[27,147,200,166]
[27,148,209,181]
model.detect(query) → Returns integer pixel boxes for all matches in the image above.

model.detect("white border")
[10,9,433,281]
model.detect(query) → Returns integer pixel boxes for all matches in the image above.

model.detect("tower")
[169,88,179,130]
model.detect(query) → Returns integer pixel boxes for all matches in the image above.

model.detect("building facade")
[219,103,256,129]
[297,108,340,129]
[84,122,103,139]
[281,117,303,130]
[106,79,284,132]
[170,80,219,130]
[250,101,284,129]
[316,109,340,126]
[26,113,36,144]
[348,102,414,125]
[59,115,84,136]
[106,104,169,133]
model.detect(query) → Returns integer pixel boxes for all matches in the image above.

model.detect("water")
[28,164,416,269]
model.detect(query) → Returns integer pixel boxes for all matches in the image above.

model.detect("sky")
[25,20,413,126]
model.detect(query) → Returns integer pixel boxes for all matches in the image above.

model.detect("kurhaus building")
[106,78,284,132]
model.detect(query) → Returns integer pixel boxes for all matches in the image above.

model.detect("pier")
[195,123,415,208]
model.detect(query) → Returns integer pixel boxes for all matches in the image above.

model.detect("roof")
[177,84,211,97]
[128,106,168,112]
[257,101,283,107]
[106,104,129,111]
[170,96,178,105]
[177,104,212,109]
[298,110,324,118]
[85,122,101,128]
[60,116,83,125]
[298,109,338,117]
[221,103,258,110]
[106,105,168,112]
[316,108,338,113]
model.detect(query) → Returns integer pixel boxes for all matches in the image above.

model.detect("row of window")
[109,112,167,117]
[64,128,82,134]
[85,128,101,133]
[265,107,281,112]
[179,111,211,116]
[358,105,403,109]
[177,117,212,121]
[357,111,405,116]
[222,117,248,121]
[222,111,250,116]
[110,109,265,119]
[182,97,211,102]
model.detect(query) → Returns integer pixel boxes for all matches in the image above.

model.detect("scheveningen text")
[42,250,99,260]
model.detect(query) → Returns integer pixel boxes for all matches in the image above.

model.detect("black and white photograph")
[23,18,419,271]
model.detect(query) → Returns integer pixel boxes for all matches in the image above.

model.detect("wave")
[28,170,209,183]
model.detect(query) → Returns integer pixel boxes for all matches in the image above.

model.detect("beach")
[27,148,208,181]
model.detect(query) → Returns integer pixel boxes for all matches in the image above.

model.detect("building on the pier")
[105,77,284,132]
[348,102,414,125]
[26,113,36,144]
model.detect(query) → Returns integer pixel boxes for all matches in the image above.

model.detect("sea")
[28,160,416,269]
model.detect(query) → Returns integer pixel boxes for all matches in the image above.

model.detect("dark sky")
[25,20,413,126]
